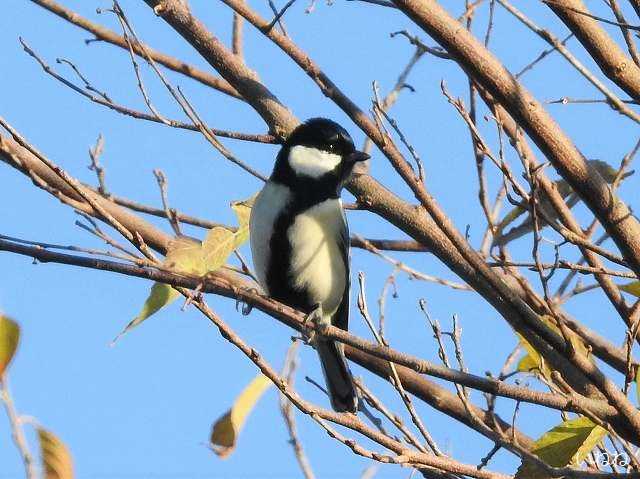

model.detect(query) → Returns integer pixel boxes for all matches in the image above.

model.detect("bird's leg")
[302,302,324,346]
[181,280,205,311]
[235,287,260,316]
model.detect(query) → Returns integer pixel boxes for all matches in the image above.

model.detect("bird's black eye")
[328,143,335,152]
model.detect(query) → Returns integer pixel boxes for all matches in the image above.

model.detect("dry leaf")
[0,315,20,376]
[38,428,74,479]
[210,374,271,458]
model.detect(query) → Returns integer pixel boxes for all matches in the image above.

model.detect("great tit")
[249,118,369,413]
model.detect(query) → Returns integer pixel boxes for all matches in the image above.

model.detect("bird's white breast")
[249,181,292,293]
[287,198,346,316]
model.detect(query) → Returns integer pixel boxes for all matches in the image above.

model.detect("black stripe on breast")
[265,181,342,315]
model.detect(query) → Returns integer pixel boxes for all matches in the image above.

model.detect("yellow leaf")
[515,315,591,383]
[202,195,255,272]
[495,205,528,236]
[621,281,640,297]
[114,237,204,342]
[230,195,255,247]
[202,227,237,272]
[210,374,271,458]
[588,159,631,183]
[494,160,630,246]
[117,194,256,342]
[164,236,206,276]
[38,428,74,479]
[515,332,553,381]
[516,417,607,478]
[516,352,539,374]
[636,367,640,407]
[0,315,20,376]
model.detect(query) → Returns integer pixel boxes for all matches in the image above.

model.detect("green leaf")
[38,428,74,479]
[516,416,607,478]
[0,315,20,376]
[164,235,207,276]
[121,282,178,333]
[533,417,607,465]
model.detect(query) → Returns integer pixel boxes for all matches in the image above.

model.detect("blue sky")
[1,0,639,477]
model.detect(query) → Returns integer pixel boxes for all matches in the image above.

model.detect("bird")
[249,118,369,413]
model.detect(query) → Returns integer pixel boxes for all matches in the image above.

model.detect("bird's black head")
[271,118,370,195]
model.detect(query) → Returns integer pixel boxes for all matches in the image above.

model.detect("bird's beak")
[346,151,370,164]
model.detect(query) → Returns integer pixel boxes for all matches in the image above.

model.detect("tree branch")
[391,0,640,282]
[29,0,242,100]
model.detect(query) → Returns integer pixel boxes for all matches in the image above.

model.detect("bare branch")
[543,0,640,101]
[0,379,37,479]
[30,0,242,99]
[88,133,108,196]
[279,342,315,479]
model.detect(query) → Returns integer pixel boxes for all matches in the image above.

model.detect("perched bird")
[250,118,369,413]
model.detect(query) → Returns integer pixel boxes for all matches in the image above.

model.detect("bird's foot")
[181,281,205,311]
[302,303,324,345]
[235,287,260,316]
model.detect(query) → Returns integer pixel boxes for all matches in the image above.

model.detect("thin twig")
[541,0,640,31]
[390,30,451,59]
[279,341,315,479]
[354,235,471,290]
[88,134,108,196]
[0,237,629,422]
[608,0,640,67]
[232,10,244,57]
[109,4,267,181]
[497,0,640,123]
[362,46,423,157]
[265,0,297,34]
[357,272,445,456]
[515,33,573,78]
[19,38,276,143]
[153,169,182,236]
[0,378,37,479]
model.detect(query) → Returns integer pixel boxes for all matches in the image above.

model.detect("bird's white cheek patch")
[288,145,341,178]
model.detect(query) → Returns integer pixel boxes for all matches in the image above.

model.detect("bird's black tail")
[316,339,358,413]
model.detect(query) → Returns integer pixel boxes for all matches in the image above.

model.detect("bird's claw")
[302,303,323,345]
[235,287,260,316]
